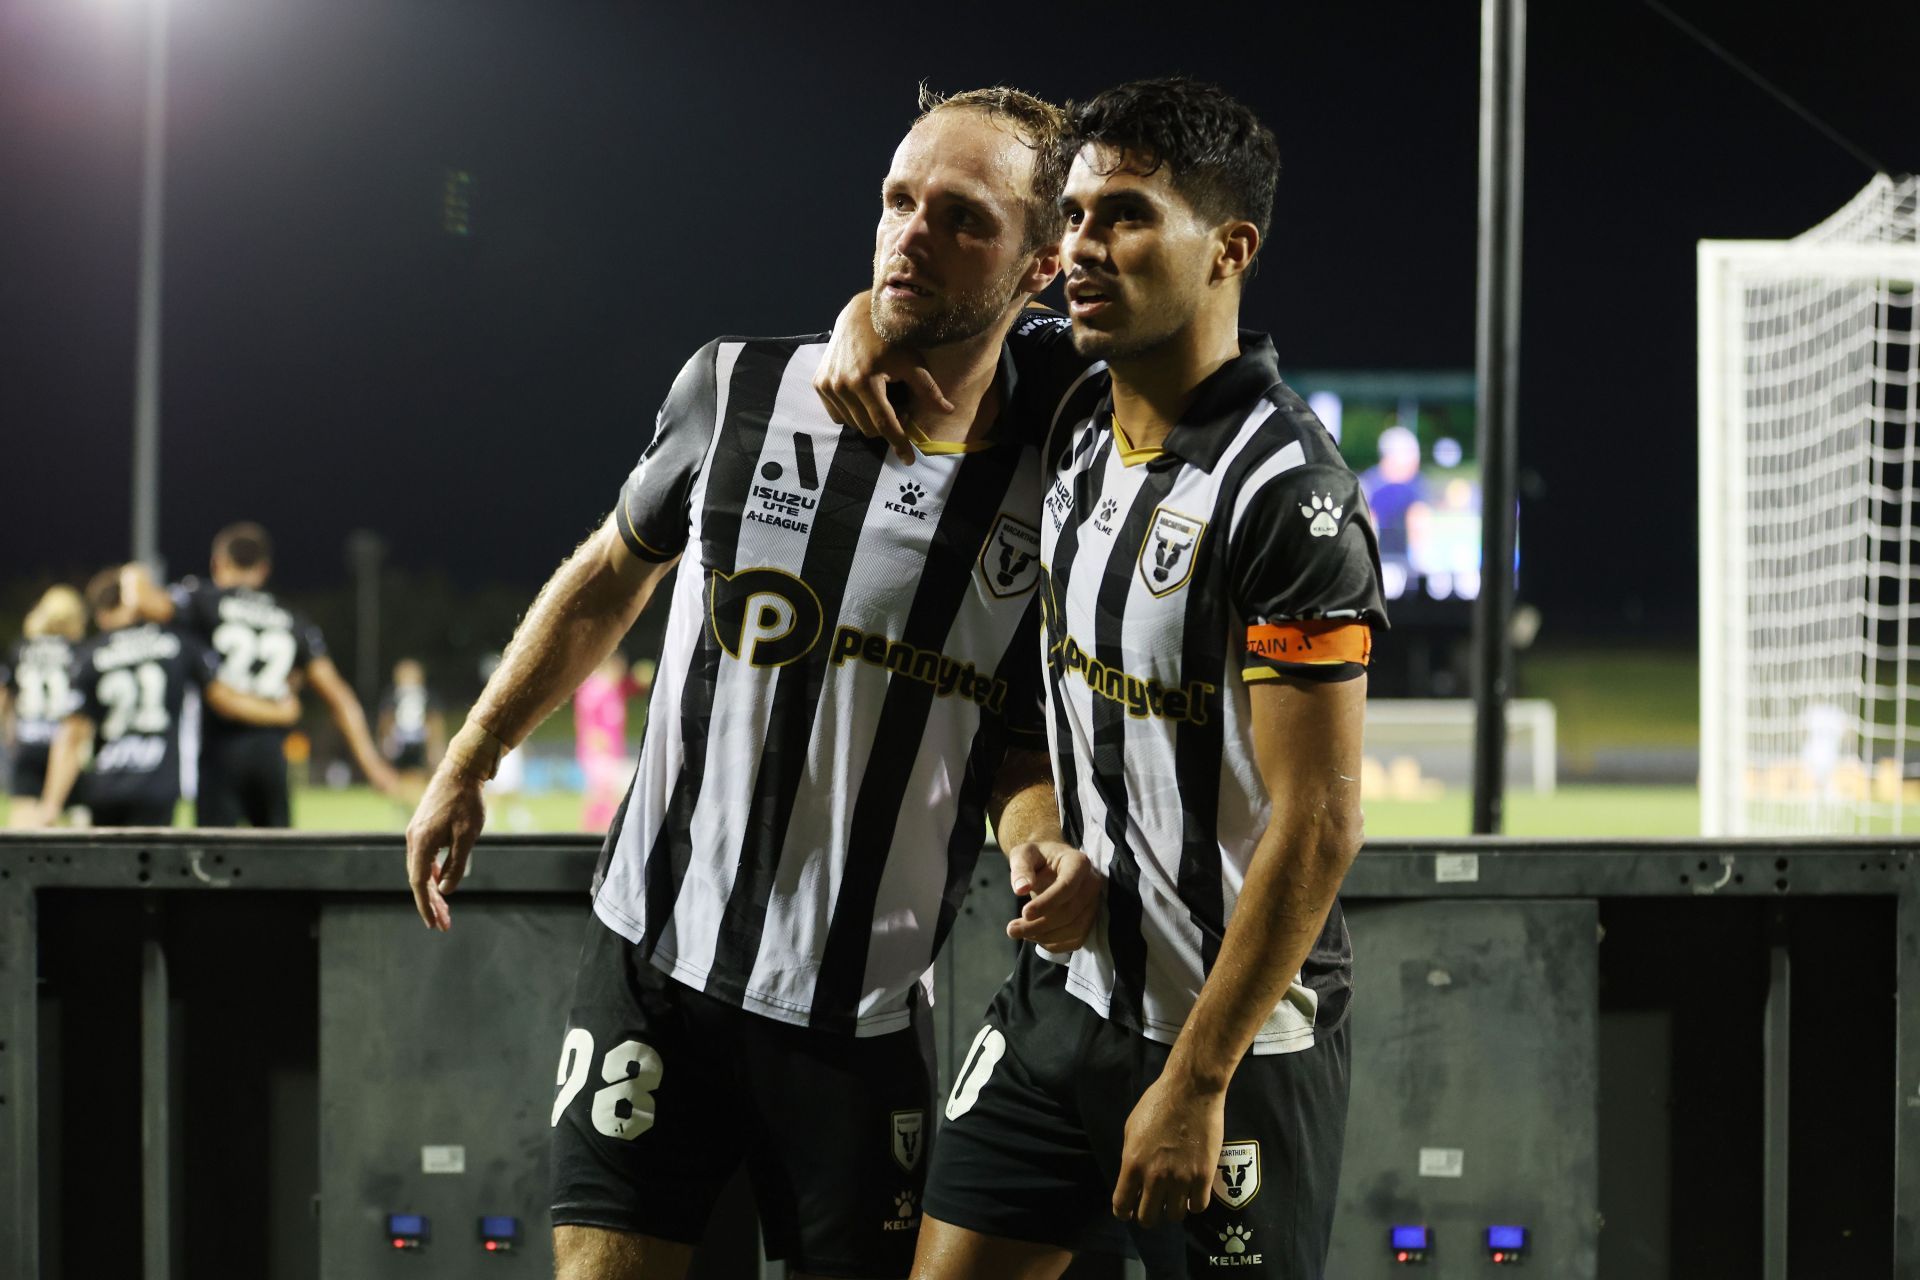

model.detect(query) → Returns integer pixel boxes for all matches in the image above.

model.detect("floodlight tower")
[130,0,169,571]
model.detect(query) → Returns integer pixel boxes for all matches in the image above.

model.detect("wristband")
[446,720,511,782]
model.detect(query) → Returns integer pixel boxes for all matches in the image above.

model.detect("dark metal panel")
[1763,935,1790,1278]
[1331,899,1600,1278]
[933,865,1020,1102]
[0,881,37,1278]
[318,901,585,1280]
[1897,887,1920,1277]
[141,908,172,1280]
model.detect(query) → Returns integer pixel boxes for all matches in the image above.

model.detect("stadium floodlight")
[1700,174,1920,834]
[130,0,170,573]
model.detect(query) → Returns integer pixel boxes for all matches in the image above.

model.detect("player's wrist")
[444,719,511,782]
[1161,1043,1233,1098]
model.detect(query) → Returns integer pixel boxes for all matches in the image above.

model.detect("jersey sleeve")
[168,578,213,636]
[181,633,221,689]
[69,652,103,721]
[1005,310,1105,454]
[1229,462,1387,684]
[998,601,1048,750]
[616,339,723,563]
[295,614,328,665]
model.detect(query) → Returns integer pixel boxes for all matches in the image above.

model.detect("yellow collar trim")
[1111,415,1165,467]
[905,417,995,456]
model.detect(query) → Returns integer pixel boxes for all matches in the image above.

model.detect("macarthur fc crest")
[979,514,1042,599]
[1138,507,1206,597]
[891,1109,927,1172]
[1214,1140,1261,1209]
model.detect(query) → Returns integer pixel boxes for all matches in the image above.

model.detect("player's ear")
[1022,238,1062,297]
[1212,220,1259,286]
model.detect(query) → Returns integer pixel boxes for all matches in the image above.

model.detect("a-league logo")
[1213,1140,1261,1209]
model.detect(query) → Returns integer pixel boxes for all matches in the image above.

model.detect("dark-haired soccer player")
[841,79,1385,1280]
[3,585,88,826]
[127,522,397,825]
[24,568,300,828]
[404,87,1106,1280]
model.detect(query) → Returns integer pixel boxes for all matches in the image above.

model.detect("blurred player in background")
[572,650,651,832]
[126,521,398,826]
[378,658,445,793]
[2,585,87,827]
[24,568,300,828]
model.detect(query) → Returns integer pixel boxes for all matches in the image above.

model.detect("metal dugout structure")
[1,833,1915,1278]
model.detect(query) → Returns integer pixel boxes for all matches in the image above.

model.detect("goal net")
[1700,174,1920,834]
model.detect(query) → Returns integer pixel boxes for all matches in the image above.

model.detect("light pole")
[130,0,169,571]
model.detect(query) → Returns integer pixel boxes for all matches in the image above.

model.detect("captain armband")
[1243,620,1373,685]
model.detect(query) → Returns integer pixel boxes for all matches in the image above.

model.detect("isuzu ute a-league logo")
[1213,1140,1261,1208]
[890,1109,926,1172]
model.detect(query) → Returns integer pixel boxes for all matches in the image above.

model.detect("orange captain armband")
[1243,620,1372,682]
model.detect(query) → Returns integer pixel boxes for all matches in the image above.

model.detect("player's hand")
[8,800,50,830]
[1111,1072,1225,1228]
[813,291,953,466]
[404,763,487,931]
[1006,840,1103,951]
[269,695,301,727]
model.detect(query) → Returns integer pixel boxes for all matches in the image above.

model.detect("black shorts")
[9,743,50,798]
[390,742,428,771]
[925,946,1350,1279]
[549,913,937,1278]
[197,731,291,828]
[88,795,179,827]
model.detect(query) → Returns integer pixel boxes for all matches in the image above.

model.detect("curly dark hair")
[1065,77,1279,252]
[916,84,1070,252]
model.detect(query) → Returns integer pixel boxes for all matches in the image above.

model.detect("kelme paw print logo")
[1301,492,1342,538]
[894,1191,916,1219]
[898,482,925,507]
[1219,1224,1254,1254]
[1097,496,1119,524]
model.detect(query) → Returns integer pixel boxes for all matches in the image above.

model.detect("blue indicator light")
[1487,1225,1527,1250]
[481,1216,519,1239]
[1391,1225,1431,1249]
[388,1214,426,1237]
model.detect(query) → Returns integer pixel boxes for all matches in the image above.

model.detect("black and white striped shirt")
[596,328,1098,1036]
[1038,332,1387,1055]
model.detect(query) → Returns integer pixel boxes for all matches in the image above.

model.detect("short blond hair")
[25,584,86,641]
[915,84,1068,252]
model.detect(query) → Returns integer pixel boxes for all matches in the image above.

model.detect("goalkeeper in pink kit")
[572,652,650,832]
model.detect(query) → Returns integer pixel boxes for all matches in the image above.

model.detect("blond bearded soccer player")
[820,79,1386,1280]
[402,88,1108,1280]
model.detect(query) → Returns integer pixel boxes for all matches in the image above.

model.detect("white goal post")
[1700,175,1920,834]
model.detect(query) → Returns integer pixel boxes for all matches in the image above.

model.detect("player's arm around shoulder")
[403,518,677,933]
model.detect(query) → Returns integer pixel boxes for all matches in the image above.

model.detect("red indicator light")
[1494,1252,1505,1263]
[1397,1251,1408,1263]
[485,1241,498,1252]
[392,1239,405,1249]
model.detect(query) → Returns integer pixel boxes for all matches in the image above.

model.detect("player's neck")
[1108,306,1242,452]
[906,308,1018,447]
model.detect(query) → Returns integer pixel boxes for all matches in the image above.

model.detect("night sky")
[3,0,1914,643]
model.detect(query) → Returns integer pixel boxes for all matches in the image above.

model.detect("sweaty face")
[870,110,1039,349]
[1060,146,1217,362]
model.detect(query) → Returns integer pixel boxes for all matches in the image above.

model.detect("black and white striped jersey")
[69,622,219,810]
[168,580,326,745]
[595,328,1100,1037]
[1038,332,1387,1056]
[3,635,78,747]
